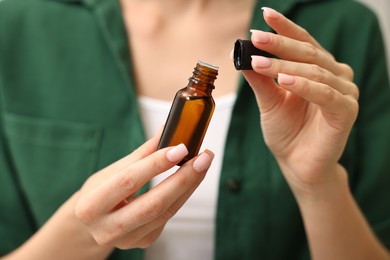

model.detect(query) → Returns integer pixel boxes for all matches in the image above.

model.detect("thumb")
[242,70,284,113]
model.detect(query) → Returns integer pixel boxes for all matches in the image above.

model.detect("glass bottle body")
[157,61,217,165]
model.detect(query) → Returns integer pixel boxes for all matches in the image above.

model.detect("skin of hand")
[1,192,114,260]
[1,133,214,260]
[75,132,214,249]
[243,7,389,260]
[242,7,359,198]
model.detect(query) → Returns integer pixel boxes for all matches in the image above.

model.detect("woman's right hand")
[75,133,214,250]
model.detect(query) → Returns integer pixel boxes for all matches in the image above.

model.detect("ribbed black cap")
[233,39,273,70]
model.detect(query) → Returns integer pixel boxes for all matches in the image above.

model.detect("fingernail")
[229,48,234,60]
[261,7,280,19]
[251,55,272,68]
[166,144,188,162]
[278,73,296,85]
[193,150,214,173]
[250,29,271,44]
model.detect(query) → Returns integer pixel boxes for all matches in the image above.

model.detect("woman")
[0,0,389,259]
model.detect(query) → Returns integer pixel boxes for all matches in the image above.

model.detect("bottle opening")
[197,60,219,71]
[190,60,219,88]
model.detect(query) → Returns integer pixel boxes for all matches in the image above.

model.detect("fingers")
[277,73,359,124]
[261,7,326,51]
[76,143,189,219]
[76,149,215,248]
[250,7,353,79]
[111,150,214,230]
[250,29,343,77]
[241,70,284,113]
[251,56,359,100]
[243,7,359,115]
[114,154,212,249]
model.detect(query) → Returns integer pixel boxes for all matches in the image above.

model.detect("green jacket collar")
[262,0,302,14]
[49,0,319,10]
[47,0,321,105]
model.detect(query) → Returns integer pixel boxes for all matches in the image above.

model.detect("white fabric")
[138,93,236,260]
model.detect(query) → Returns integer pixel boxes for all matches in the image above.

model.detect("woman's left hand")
[239,8,390,260]
[242,7,359,197]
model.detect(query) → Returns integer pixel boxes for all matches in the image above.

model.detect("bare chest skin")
[120,0,255,100]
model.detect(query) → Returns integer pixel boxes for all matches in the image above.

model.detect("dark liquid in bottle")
[158,93,215,166]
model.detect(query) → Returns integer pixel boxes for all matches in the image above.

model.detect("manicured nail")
[250,29,271,44]
[261,7,280,19]
[278,73,296,85]
[193,150,214,173]
[251,55,272,68]
[229,48,234,60]
[166,143,188,162]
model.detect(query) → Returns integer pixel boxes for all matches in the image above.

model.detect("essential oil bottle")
[157,60,218,166]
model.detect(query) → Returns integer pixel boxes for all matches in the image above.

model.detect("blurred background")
[0,0,387,73]
[358,0,390,74]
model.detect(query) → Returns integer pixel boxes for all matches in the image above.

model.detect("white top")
[138,93,236,260]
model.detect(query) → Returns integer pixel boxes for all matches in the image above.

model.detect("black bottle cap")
[233,39,273,70]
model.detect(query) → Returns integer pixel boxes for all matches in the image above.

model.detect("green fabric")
[1,0,389,259]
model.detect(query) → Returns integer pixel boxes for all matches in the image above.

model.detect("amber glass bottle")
[157,60,218,165]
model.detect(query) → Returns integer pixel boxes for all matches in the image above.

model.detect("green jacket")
[1,0,390,259]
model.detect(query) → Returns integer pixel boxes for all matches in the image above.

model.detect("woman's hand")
[75,133,214,249]
[242,8,390,260]
[2,134,214,260]
[242,7,359,197]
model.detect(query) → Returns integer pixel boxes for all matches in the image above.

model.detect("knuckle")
[294,24,310,41]
[274,59,285,73]
[297,77,310,94]
[351,99,359,116]
[75,200,95,224]
[176,174,190,188]
[339,63,354,80]
[347,94,359,112]
[93,220,129,247]
[327,52,336,61]
[351,98,359,112]
[94,236,107,246]
[349,82,360,100]
[342,98,359,123]
[320,86,336,105]
[149,148,174,171]
[310,64,326,83]
[113,220,127,233]
[115,171,136,194]
[93,228,118,247]
[304,42,318,62]
[275,36,288,56]
[161,206,179,222]
[299,27,310,39]
[151,155,168,171]
[140,197,165,220]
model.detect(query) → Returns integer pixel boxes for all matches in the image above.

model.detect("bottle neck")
[187,81,214,95]
[187,61,218,95]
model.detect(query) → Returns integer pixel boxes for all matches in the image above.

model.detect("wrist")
[288,165,390,260]
[279,162,350,204]
[45,192,114,258]
[5,192,114,260]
